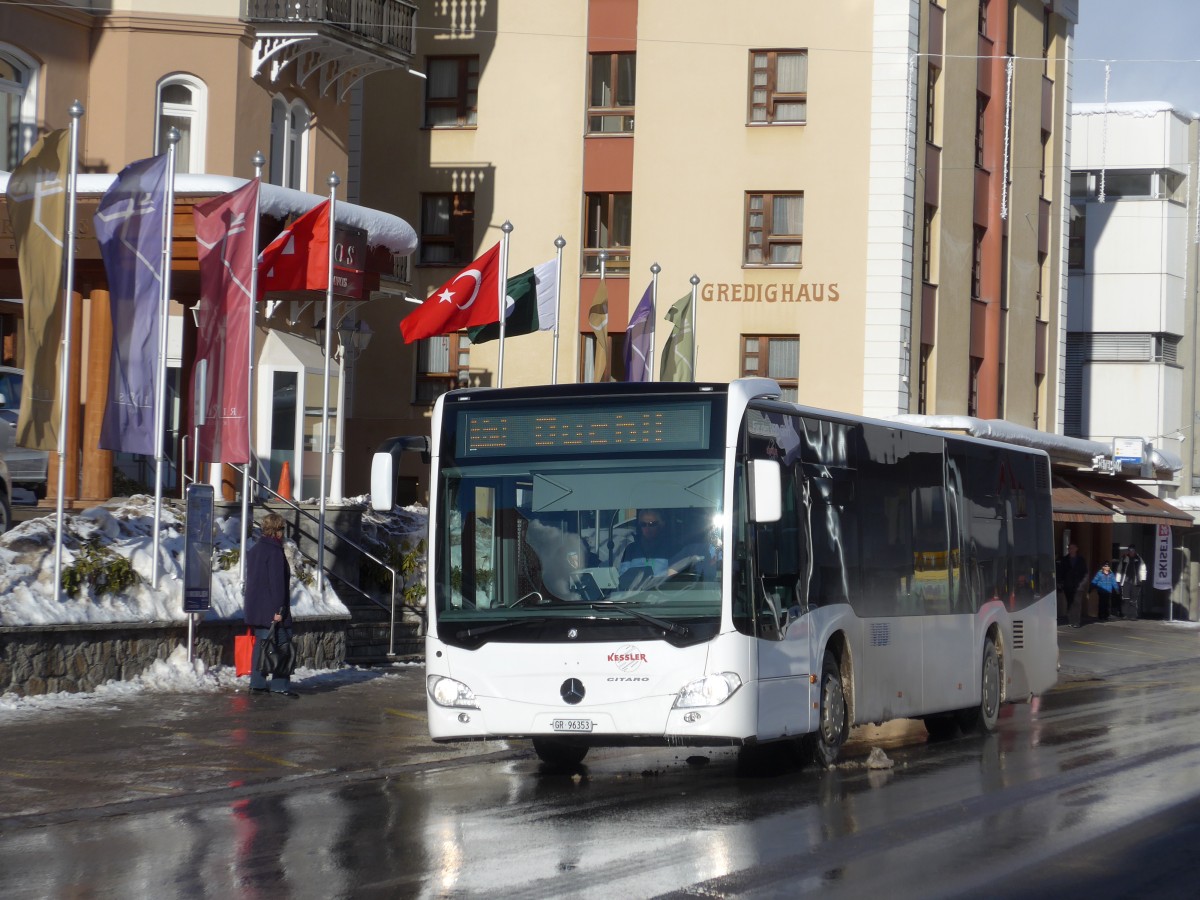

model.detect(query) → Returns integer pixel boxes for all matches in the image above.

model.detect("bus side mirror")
[371,452,395,511]
[749,458,782,523]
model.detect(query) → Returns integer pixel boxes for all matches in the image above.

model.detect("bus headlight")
[428,675,478,709]
[673,672,742,708]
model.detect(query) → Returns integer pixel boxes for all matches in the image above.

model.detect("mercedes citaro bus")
[414,379,1058,767]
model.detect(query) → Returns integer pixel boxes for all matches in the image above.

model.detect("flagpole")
[649,263,660,380]
[689,274,699,380]
[596,251,606,383]
[552,236,565,384]
[318,173,339,594]
[240,152,264,586]
[497,220,512,387]
[150,128,179,590]
[52,101,83,605]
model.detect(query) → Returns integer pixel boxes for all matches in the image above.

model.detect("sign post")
[1153,524,1173,621]
[184,483,215,661]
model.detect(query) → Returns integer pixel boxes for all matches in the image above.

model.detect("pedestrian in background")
[1058,542,1089,628]
[1091,561,1119,622]
[244,512,298,697]
[1116,546,1144,619]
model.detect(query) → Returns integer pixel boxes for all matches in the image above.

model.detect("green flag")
[588,280,610,382]
[467,267,538,344]
[659,290,694,382]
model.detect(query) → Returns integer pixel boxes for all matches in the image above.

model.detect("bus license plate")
[552,718,593,733]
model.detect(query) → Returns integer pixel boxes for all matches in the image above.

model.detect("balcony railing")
[246,0,417,57]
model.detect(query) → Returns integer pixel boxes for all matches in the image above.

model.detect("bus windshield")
[433,395,727,646]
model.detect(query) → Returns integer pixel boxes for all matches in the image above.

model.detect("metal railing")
[245,0,418,56]
[183,461,424,657]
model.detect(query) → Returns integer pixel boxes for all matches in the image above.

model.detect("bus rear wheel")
[957,637,1001,734]
[805,651,848,768]
[532,737,589,768]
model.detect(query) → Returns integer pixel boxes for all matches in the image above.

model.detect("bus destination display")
[458,403,711,456]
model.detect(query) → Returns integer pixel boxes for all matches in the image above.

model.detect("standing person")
[1116,546,1144,619]
[244,512,298,697]
[1057,542,1089,628]
[1091,562,1119,622]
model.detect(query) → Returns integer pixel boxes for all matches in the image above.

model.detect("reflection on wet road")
[3,664,1200,899]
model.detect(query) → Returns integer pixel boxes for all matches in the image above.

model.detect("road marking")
[384,708,427,721]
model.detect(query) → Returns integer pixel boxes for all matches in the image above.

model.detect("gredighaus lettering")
[701,282,839,302]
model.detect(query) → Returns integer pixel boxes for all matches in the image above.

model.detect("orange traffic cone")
[277,460,293,501]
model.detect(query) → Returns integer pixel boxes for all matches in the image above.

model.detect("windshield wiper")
[456,617,548,640]
[589,602,690,636]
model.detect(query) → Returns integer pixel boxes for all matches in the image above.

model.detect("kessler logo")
[608,645,648,672]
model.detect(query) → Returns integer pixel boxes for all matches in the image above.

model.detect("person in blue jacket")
[244,512,297,697]
[1091,561,1119,622]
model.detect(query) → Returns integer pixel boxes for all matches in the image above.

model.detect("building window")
[922,204,936,284]
[748,50,808,124]
[967,357,982,417]
[978,0,990,37]
[583,192,632,275]
[420,192,475,266]
[156,74,207,174]
[1,46,37,173]
[269,96,310,190]
[1068,204,1085,270]
[425,56,479,127]
[918,344,932,414]
[415,333,471,404]
[745,192,803,267]
[975,94,987,168]
[925,64,939,145]
[741,335,799,401]
[971,227,985,299]
[588,52,635,133]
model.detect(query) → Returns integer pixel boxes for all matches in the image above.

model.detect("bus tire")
[805,651,849,768]
[532,737,589,768]
[957,637,1001,734]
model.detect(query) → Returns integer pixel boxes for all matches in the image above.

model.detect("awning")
[1052,477,1115,523]
[1063,473,1193,527]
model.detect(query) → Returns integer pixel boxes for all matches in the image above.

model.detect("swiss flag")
[400,243,502,343]
[257,199,330,298]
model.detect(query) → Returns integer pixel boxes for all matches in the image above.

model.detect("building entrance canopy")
[1054,473,1192,527]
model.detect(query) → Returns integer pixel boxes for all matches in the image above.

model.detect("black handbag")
[258,620,296,678]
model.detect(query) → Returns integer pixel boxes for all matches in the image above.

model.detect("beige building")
[365,0,1077,451]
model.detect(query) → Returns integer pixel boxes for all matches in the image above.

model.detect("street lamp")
[329,318,373,503]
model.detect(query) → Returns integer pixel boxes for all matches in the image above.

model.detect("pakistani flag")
[659,290,694,381]
[468,257,559,343]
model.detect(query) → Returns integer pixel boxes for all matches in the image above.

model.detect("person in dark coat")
[1116,546,1144,619]
[1057,542,1089,628]
[244,512,296,697]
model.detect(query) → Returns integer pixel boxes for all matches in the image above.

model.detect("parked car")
[0,366,50,499]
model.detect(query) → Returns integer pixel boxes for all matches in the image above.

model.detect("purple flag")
[624,281,655,382]
[95,154,170,455]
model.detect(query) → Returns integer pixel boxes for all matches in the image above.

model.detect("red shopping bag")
[234,628,256,676]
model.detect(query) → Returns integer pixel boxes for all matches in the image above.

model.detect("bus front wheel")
[806,652,849,768]
[532,737,589,767]
[957,637,1001,734]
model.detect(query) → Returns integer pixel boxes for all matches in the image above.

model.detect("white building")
[1068,102,1199,495]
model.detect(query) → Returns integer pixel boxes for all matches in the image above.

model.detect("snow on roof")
[1072,100,1198,120]
[0,172,417,256]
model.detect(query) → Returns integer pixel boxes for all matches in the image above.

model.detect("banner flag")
[94,154,171,455]
[257,199,330,298]
[400,243,502,343]
[193,179,259,464]
[588,280,610,382]
[624,280,654,383]
[4,129,69,451]
[660,290,694,382]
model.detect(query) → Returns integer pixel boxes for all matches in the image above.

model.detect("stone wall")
[0,619,348,697]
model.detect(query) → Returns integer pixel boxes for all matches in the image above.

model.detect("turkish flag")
[257,199,330,298]
[400,243,503,343]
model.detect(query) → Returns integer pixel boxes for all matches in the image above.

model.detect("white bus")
[421,378,1058,767]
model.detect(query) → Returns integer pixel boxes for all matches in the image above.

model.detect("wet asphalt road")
[1,623,1199,899]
